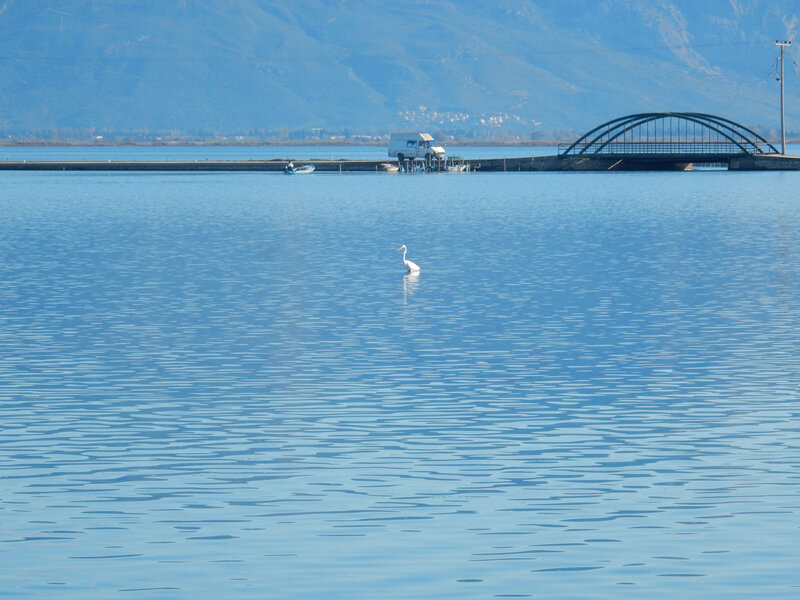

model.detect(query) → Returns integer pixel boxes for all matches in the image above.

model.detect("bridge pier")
[605,159,693,171]
[728,155,800,170]
[479,156,696,171]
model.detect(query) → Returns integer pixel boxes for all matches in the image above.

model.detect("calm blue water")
[0,144,558,162]
[1,166,799,599]
[1,143,797,162]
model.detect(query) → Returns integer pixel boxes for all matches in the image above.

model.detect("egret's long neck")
[402,248,407,262]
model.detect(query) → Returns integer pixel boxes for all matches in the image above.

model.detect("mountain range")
[0,0,798,141]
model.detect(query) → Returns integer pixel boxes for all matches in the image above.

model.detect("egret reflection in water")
[402,270,420,304]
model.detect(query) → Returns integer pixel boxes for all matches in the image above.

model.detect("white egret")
[396,245,421,273]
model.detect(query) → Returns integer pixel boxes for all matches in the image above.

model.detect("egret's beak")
[396,246,403,251]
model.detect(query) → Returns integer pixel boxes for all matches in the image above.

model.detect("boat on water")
[284,162,315,174]
[445,157,470,172]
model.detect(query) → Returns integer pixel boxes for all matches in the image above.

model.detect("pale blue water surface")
[1,165,799,599]
[0,144,558,162]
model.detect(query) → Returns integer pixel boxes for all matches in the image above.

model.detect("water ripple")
[1,172,799,598]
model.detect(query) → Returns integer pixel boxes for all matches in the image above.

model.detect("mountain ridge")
[0,0,797,141]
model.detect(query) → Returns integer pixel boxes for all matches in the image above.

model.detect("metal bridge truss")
[560,113,778,157]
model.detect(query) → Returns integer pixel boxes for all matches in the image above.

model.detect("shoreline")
[0,140,566,148]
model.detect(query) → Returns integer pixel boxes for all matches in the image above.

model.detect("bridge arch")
[560,112,778,157]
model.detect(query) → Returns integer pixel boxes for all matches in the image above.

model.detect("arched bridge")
[558,112,779,169]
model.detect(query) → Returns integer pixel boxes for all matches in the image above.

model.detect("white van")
[388,132,446,163]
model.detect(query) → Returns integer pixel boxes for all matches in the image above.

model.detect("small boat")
[284,162,315,174]
[380,163,400,173]
[445,157,469,172]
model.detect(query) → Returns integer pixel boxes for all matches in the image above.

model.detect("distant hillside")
[0,0,798,141]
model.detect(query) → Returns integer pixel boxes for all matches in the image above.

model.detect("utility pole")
[776,40,792,154]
